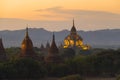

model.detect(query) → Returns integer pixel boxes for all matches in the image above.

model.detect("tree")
[0,58,47,79]
[61,48,75,60]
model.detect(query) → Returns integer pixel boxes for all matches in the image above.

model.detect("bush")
[60,74,83,80]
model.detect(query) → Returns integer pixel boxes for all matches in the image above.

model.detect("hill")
[0,28,120,49]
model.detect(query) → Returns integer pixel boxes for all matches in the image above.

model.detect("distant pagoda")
[40,44,45,50]
[45,33,62,63]
[63,19,90,50]
[46,41,50,49]
[0,38,7,61]
[20,27,38,59]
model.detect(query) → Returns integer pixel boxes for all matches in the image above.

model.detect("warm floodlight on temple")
[63,19,90,50]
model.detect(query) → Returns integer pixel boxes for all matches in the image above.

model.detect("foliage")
[5,47,20,55]
[0,58,47,79]
[2,47,120,78]
[61,48,75,60]
[46,63,70,77]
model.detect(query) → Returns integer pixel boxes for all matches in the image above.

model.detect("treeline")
[0,47,120,79]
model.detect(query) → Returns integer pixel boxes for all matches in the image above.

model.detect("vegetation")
[0,47,120,79]
[0,58,47,79]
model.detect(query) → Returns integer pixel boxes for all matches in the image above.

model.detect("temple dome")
[21,34,33,51]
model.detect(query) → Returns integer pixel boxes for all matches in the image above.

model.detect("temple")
[45,33,62,63]
[20,27,37,58]
[46,41,50,49]
[63,19,90,50]
[40,44,45,50]
[0,38,7,61]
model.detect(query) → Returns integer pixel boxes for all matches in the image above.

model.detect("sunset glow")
[1,0,120,20]
[0,0,120,31]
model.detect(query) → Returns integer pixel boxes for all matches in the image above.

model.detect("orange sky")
[0,0,120,31]
[0,0,120,20]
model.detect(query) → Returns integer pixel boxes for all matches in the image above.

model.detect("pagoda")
[20,27,37,58]
[46,41,50,49]
[0,38,7,61]
[40,44,45,51]
[63,19,90,50]
[45,33,62,63]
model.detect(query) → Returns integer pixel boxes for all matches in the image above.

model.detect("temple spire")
[20,27,37,58]
[26,27,29,37]
[46,41,50,48]
[52,33,55,42]
[49,33,59,53]
[71,19,76,34]
[0,38,7,61]
[0,38,5,52]
[73,18,75,27]
[45,33,62,63]
[40,43,44,50]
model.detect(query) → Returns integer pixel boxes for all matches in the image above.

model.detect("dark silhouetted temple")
[0,38,7,61]
[63,19,90,50]
[40,44,45,50]
[45,33,62,63]
[46,41,50,50]
[20,27,37,58]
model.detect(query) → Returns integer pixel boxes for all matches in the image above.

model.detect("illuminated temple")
[20,27,38,58]
[63,20,90,50]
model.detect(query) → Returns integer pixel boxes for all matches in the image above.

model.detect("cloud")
[39,14,71,19]
[35,6,120,21]
[35,6,62,12]
[35,6,120,15]
[0,7,120,31]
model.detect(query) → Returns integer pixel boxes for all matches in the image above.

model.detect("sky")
[0,0,120,31]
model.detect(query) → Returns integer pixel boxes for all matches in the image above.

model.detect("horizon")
[0,27,120,32]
